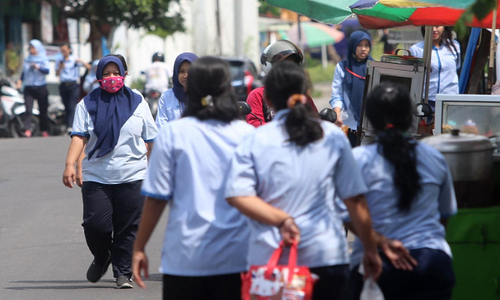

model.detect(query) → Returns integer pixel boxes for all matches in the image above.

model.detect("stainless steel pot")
[422,129,495,181]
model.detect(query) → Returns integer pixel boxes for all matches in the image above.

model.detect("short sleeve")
[141,126,174,200]
[156,92,169,129]
[438,165,457,219]
[140,100,158,142]
[333,136,368,200]
[70,101,90,138]
[224,133,258,198]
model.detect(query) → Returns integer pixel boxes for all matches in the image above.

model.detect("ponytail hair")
[183,56,239,122]
[365,83,421,211]
[264,61,323,146]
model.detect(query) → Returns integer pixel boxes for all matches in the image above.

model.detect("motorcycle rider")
[246,40,318,127]
[144,52,171,95]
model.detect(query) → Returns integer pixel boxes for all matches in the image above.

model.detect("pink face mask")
[98,76,125,93]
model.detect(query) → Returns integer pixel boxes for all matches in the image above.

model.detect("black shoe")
[116,275,133,289]
[86,252,111,283]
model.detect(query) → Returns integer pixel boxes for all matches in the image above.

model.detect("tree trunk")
[89,20,102,60]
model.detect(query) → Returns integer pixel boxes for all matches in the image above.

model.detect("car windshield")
[227,61,245,79]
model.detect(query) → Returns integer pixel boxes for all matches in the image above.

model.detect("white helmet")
[260,40,304,75]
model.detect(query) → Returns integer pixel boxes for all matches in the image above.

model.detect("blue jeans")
[346,248,455,300]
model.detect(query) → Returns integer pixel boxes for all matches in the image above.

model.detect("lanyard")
[345,67,365,80]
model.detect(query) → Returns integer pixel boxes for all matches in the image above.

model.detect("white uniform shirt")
[350,142,457,268]
[410,40,461,101]
[225,109,368,268]
[155,89,183,129]
[141,117,254,276]
[144,61,171,94]
[72,91,158,184]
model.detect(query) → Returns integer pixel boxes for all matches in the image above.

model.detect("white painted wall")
[111,0,260,85]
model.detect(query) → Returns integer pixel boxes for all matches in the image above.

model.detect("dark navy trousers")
[81,180,145,278]
[59,81,80,128]
[346,248,455,300]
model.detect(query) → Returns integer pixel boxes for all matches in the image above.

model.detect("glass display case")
[435,94,500,136]
[435,94,500,158]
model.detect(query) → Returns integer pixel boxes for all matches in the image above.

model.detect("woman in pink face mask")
[62,55,158,289]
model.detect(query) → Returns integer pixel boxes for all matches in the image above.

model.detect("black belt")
[62,81,77,86]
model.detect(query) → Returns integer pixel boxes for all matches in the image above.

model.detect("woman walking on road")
[132,56,254,300]
[16,39,51,137]
[225,61,382,300]
[155,52,198,129]
[62,55,158,289]
[346,83,457,300]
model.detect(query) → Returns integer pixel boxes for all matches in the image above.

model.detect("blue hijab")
[339,31,373,122]
[172,52,199,104]
[84,56,142,159]
[25,39,48,64]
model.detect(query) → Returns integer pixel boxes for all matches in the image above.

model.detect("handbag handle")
[264,240,298,284]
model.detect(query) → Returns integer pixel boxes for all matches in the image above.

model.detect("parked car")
[221,57,263,102]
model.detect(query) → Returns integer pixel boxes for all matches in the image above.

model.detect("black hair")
[264,61,323,147]
[420,26,459,58]
[106,54,128,71]
[182,56,239,122]
[365,83,421,211]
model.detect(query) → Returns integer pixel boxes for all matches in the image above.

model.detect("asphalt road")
[0,136,167,300]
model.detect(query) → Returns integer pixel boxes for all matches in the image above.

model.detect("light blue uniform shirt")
[21,60,50,87]
[225,109,368,268]
[72,91,158,184]
[141,117,254,276]
[57,55,83,83]
[350,142,457,268]
[410,41,461,101]
[155,89,184,129]
[330,65,358,130]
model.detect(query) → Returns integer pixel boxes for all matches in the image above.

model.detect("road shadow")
[6,274,163,290]
[6,279,114,290]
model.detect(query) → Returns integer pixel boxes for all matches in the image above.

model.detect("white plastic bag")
[360,277,385,300]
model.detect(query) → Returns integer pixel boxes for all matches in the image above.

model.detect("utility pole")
[215,0,222,55]
[234,0,243,57]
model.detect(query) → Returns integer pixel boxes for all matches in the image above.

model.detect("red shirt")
[245,87,318,128]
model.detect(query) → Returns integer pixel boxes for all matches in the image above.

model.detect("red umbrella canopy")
[351,0,500,29]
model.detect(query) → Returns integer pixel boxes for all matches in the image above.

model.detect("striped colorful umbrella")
[265,0,499,29]
[351,0,500,29]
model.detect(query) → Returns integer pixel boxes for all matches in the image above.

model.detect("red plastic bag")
[241,241,318,300]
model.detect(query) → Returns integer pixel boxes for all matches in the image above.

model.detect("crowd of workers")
[57,25,462,300]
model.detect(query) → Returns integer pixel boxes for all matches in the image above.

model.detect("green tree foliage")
[455,0,497,37]
[259,0,281,17]
[49,0,186,58]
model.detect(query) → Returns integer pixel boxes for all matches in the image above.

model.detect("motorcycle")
[237,101,337,124]
[47,96,67,136]
[0,78,40,138]
[145,89,161,120]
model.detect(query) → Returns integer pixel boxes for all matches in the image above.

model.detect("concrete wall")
[111,0,260,85]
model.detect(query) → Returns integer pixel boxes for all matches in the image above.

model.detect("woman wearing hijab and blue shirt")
[225,61,383,300]
[346,83,457,300]
[16,39,51,137]
[330,31,373,147]
[62,56,158,289]
[132,56,254,300]
[410,26,460,114]
[155,52,198,128]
